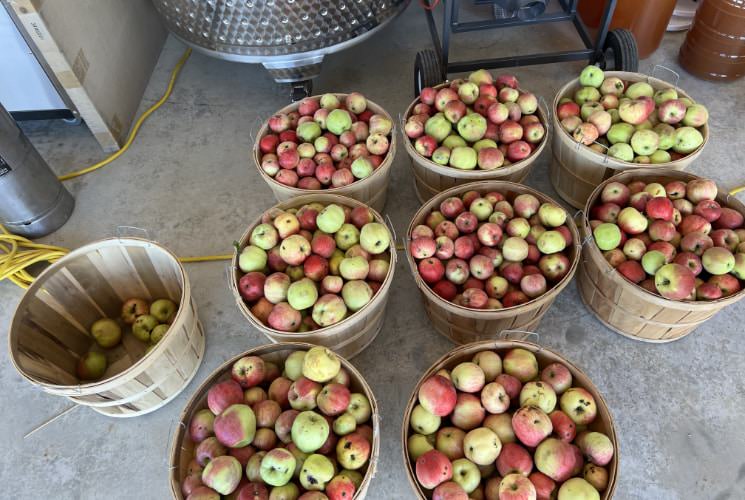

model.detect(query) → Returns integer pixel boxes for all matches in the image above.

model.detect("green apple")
[574,87,601,105]
[312,294,347,327]
[326,109,352,135]
[269,483,300,499]
[90,318,122,348]
[260,448,296,487]
[473,139,498,152]
[654,123,676,150]
[250,223,279,250]
[650,150,671,164]
[579,65,604,88]
[333,413,358,436]
[341,280,373,312]
[606,123,634,144]
[450,146,478,170]
[410,404,441,435]
[457,113,487,142]
[297,121,322,142]
[443,134,467,149]
[425,114,453,142]
[408,433,435,461]
[132,314,159,342]
[359,222,390,254]
[335,223,360,251]
[77,351,107,380]
[682,104,709,127]
[470,198,494,221]
[451,458,482,493]
[625,81,654,99]
[702,247,735,275]
[432,147,451,165]
[350,157,374,180]
[538,203,567,227]
[558,477,600,500]
[150,298,177,323]
[150,324,169,344]
[339,256,369,280]
[630,130,659,156]
[593,223,621,251]
[291,411,330,453]
[317,204,345,233]
[653,87,678,105]
[672,126,704,154]
[537,231,567,254]
[284,351,306,381]
[641,250,666,275]
[287,278,318,310]
[463,427,501,466]
[608,143,633,162]
[347,393,372,424]
[239,245,268,273]
[302,345,341,382]
[299,454,335,491]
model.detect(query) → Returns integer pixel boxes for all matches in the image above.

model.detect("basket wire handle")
[116,225,153,241]
[498,329,540,343]
[538,95,552,136]
[384,214,398,249]
[648,64,680,90]
[24,404,79,439]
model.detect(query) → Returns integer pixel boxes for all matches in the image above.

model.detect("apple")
[702,247,735,275]
[583,464,609,492]
[499,473,537,500]
[593,223,621,251]
[534,438,578,483]
[512,405,552,447]
[463,427,502,465]
[451,393,486,431]
[76,351,107,380]
[416,450,453,490]
[121,298,149,324]
[202,456,242,495]
[299,454,335,491]
[576,431,614,466]
[557,478,600,500]
[559,388,597,425]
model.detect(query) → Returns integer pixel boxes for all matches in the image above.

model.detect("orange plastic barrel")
[578,0,677,58]
[679,0,745,81]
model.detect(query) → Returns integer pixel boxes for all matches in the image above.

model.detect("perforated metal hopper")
[152,0,410,97]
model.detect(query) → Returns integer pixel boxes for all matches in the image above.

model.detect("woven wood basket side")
[550,71,710,209]
[230,194,396,359]
[8,238,205,417]
[169,342,380,500]
[253,94,396,213]
[402,83,549,203]
[401,339,618,499]
[579,169,745,341]
[406,181,581,343]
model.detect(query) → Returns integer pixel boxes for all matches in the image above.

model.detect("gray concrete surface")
[2,4,745,499]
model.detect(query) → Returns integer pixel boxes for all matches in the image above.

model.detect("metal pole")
[0,101,74,238]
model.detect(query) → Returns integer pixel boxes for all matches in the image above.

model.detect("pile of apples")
[409,189,574,309]
[559,65,708,164]
[590,177,745,301]
[407,347,614,500]
[405,69,545,170]
[258,92,393,189]
[238,202,392,332]
[77,297,178,381]
[182,346,375,500]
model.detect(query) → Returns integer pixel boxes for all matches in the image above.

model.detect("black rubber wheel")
[414,49,443,98]
[290,80,313,102]
[597,29,639,72]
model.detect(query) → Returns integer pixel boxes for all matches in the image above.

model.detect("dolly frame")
[422,0,619,80]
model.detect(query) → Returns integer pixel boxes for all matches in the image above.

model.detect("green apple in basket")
[150,298,177,323]
[90,318,122,348]
[132,314,159,342]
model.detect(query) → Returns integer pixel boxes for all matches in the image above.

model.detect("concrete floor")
[2,4,745,499]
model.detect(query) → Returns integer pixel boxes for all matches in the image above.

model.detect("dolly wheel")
[598,29,639,72]
[290,80,313,102]
[414,49,443,98]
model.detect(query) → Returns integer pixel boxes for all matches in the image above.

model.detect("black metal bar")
[447,50,595,73]
[451,12,573,33]
[10,109,75,121]
[592,0,617,62]
[441,0,454,81]
[571,10,594,49]
[451,0,461,26]
[423,0,443,59]
[567,0,579,14]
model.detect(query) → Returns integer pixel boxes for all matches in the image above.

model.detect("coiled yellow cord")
[731,185,745,196]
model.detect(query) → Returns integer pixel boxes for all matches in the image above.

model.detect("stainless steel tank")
[152,0,410,97]
[0,102,74,238]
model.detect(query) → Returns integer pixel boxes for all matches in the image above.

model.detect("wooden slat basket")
[169,341,381,499]
[406,181,581,344]
[578,169,745,342]
[231,194,396,359]
[402,82,549,204]
[8,237,205,417]
[402,338,619,499]
[550,71,710,209]
[252,93,396,213]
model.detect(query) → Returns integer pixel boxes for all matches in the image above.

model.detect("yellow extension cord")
[1,47,230,289]
[1,47,744,288]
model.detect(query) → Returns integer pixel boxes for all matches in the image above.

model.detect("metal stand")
[415,0,639,95]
